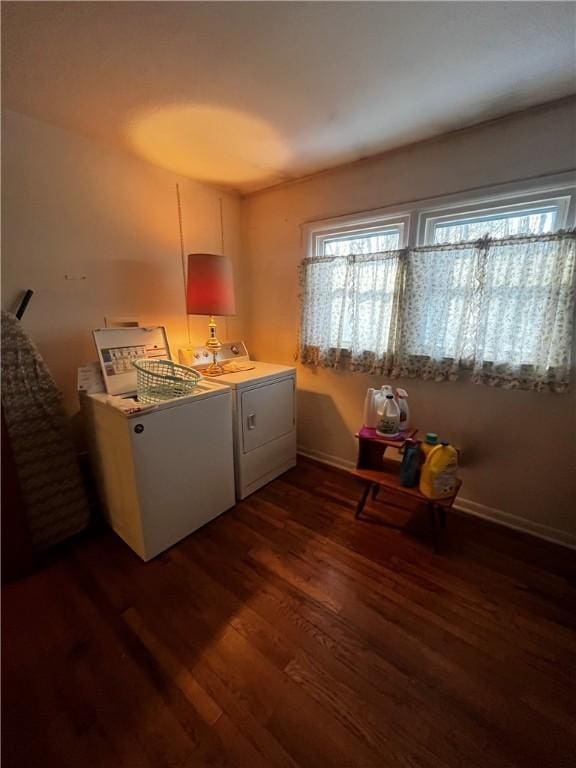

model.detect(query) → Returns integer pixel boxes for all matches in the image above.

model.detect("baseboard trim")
[298,447,576,551]
[453,497,576,551]
[297,446,356,472]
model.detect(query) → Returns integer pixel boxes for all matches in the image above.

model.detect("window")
[419,195,571,245]
[409,191,575,375]
[300,178,575,391]
[301,215,408,358]
[311,216,408,256]
[401,235,575,388]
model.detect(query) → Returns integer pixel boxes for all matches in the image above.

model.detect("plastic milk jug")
[376,394,400,436]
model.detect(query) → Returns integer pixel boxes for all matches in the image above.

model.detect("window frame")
[418,192,572,246]
[305,211,411,258]
[302,172,575,257]
[301,213,408,355]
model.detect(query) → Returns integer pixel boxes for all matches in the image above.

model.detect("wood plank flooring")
[3,457,576,768]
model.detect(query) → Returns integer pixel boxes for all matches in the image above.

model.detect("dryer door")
[241,377,294,453]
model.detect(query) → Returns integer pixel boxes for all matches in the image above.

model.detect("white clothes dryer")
[180,342,296,499]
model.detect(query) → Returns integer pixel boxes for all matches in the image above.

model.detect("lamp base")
[204,361,225,377]
[203,315,224,376]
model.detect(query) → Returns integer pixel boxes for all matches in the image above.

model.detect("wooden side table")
[352,427,461,552]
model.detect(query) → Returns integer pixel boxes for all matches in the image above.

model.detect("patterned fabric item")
[299,250,405,375]
[1,311,90,551]
[299,231,576,393]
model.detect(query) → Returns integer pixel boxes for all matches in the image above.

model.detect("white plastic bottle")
[362,388,378,428]
[376,394,400,436]
[395,388,410,431]
[373,388,385,425]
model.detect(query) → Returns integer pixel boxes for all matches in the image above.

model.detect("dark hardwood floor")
[3,457,576,768]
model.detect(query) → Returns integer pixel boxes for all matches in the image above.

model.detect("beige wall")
[242,99,576,543]
[2,104,575,543]
[1,110,246,413]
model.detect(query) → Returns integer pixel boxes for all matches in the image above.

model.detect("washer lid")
[87,379,230,417]
[93,326,171,396]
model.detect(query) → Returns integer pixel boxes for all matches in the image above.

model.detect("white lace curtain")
[299,231,576,392]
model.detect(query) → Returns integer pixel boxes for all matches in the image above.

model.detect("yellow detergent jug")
[419,442,459,500]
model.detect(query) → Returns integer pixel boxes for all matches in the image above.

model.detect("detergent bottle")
[395,388,410,431]
[399,439,420,487]
[419,441,459,500]
[376,394,400,436]
[420,432,439,461]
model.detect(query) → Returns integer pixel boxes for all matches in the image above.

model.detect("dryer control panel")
[179,341,249,369]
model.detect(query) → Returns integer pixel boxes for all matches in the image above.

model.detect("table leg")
[438,506,447,529]
[355,481,372,519]
[371,484,379,501]
[428,501,439,553]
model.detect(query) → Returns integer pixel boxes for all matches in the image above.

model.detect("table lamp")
[186,253,236,376]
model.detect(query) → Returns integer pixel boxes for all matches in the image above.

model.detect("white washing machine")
[180,342,296,499]
[81,327,235,561]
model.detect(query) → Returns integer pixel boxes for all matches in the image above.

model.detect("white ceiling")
[2,2,575,194]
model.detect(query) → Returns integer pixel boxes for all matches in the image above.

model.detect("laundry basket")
[133,358,202,404]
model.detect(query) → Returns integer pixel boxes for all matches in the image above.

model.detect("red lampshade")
[186,253,236,316]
